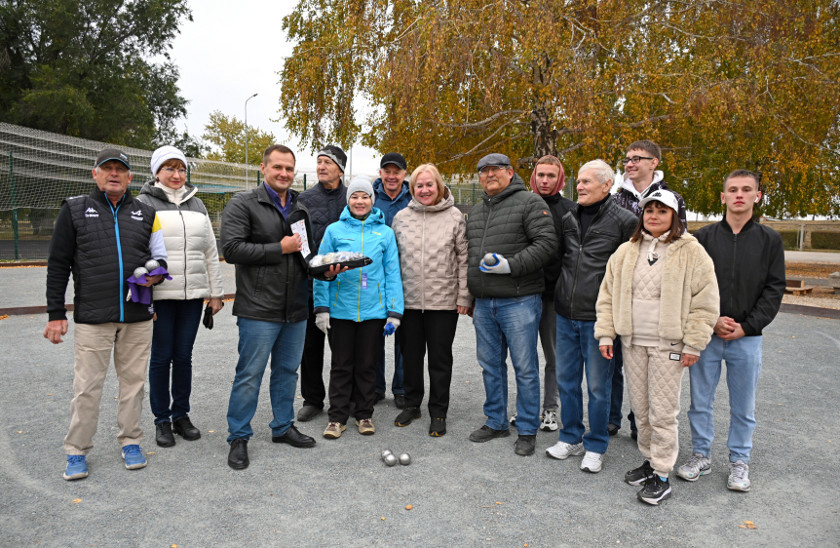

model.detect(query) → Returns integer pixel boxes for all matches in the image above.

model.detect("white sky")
[168,0,382,177]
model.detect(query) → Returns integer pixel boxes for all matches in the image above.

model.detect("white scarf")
[155,181,186,205]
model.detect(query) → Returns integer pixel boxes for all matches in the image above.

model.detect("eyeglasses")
[621,156,655,165]
[161,167,187,175]
[479,165,509,176]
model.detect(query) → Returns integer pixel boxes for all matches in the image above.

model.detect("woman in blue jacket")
[313,177,404,439]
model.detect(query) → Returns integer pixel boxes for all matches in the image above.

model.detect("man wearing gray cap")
[296,145,348,422]
[465,153,557,456]
[45,148,168,480]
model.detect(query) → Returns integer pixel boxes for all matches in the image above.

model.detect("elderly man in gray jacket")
[465,153,557,457]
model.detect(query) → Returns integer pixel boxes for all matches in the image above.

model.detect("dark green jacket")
[466,174,558,299]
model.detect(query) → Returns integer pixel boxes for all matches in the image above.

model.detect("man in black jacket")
[45,148,167,481]
[296,145,348,423]
[526,155,575,433]
[466,153,557,457]
[677,169,785,493]
[547,159,637,474]
[221,145,327,470]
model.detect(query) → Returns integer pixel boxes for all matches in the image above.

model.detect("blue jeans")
[375,333,404,396]
[688,334,763,463]
[473,295,541,436]
[227,317,307,442]
[555,315,614,454]
[148,299,203,424]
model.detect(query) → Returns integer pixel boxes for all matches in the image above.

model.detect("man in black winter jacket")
[295,145,348,423]
[221,145,326,470]
[547,159,636,474]
[676,169,785,493]
[45,149,167,481]
[466,153,557,458]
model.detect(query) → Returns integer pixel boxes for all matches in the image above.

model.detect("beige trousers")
[64,321,153,455]
[622,342,685,477]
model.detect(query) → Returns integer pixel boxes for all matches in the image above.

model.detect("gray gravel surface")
[1,308,838,547]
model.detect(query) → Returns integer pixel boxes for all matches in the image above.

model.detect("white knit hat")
[150,145,188,176]
[346,176,375,205]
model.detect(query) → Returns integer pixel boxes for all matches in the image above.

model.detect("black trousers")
[399,309,459,418]
[300,296,327,408]
[327,318,385,424]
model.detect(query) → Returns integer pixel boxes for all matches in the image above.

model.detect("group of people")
[45,139,785,507]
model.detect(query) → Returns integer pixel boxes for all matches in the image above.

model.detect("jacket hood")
[528,159,566,195]
[620,170,664,198]
[406,187,454,213]
[339,205,387,226]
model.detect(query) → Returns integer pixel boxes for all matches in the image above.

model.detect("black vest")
[66,190,157,323]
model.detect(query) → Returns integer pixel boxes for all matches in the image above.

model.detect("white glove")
[315,312,330,335]
[383,317,401,336]
[479,253,511,274]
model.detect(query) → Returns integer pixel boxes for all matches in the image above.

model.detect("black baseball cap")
[380,152,407,171]
[94,148,131,169]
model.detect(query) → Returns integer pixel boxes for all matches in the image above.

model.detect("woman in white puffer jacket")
[136,145,224,448]
[391,163,472,437]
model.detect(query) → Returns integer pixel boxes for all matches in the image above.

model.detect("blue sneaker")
[63,454,89,480]
[122,444,147,470]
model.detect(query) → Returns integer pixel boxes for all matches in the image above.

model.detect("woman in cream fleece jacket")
[391,164,471,437]
[595,189,718,506]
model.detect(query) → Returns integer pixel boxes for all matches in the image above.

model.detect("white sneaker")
[727,460,751,492]
[580,451,604,473]
[540,409,559,432]
[676,453,711,482]
[546,440,584,460]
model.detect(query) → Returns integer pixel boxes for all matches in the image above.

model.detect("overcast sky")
[168,0,381,176]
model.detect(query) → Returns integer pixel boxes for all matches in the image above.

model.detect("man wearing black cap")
[465,153,557,457]
[372,152,411,407]
[45,148,168,481]
[296,145,348,422]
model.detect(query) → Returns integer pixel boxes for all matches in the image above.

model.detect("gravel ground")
[1,308,838,546]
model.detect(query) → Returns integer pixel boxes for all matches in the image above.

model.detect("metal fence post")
[10,152,19,260]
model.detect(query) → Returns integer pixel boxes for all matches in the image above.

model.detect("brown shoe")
[356,418,375,435]
[323,422,346,439]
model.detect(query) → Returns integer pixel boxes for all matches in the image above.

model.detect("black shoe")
[228,439,249,470]
[374,392,386,404]
[608,423,619,436]
[394,394,406,409]
[429,417,447,437]
[272,425,316,448]
[173,416,201,441]
[637,475,672,505]
[631,429,638,441]
[394,407,421,427]
[625,460,655,486]
[469,425,510,443]
[514,435,536,456]
[296,404,323,422]
[155,422,175,448]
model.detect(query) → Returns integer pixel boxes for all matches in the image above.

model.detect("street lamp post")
[244,92,258,188]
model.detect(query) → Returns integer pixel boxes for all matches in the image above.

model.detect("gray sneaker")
[727,460,751,492]
[545,440,584,460]
[676,453,711,482]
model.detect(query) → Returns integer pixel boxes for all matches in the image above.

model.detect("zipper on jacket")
[478,202,495,296]
[357,218,365,322]
[107,197,125,322]
[730,231,738,315]
[421,209,426,311]
[178,204,188,300]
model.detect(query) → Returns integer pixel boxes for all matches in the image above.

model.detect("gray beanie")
[317,145,347,173]
[346,176,375,205]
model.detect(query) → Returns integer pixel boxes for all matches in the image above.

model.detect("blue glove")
[479,253,511,274]
[383,317,400,336]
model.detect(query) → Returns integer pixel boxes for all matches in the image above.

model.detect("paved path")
[0,310,837,546]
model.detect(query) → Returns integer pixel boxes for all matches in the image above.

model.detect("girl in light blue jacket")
[313,177,404,439]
